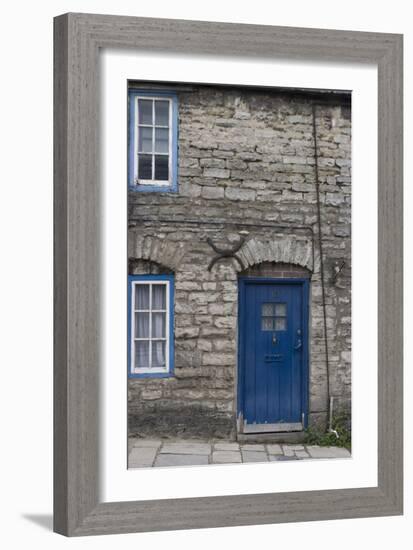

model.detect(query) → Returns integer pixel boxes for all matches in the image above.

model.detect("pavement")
[128,438,351,468]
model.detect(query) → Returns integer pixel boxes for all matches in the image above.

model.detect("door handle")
[294,339,302,350]
[294,329,302,350]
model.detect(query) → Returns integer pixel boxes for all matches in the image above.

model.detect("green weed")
[304,414,351,449]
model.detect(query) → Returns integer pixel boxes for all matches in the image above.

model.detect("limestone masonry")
[128,84,351,440]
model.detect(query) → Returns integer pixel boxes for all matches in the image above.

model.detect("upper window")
[128,275,174,377]
[128,91,178,192]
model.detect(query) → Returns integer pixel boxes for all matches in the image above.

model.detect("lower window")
[128,275,174,377]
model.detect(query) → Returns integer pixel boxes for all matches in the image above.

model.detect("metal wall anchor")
[206,236,245,271]
[331,260,346,284]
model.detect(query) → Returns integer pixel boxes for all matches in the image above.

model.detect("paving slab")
[212,451,242,464]
[282,445,296,457]
[295,450,310,458]
[269,455,299,461]
[160,443,211,455]
[214,442,240,451]
[154,454,209,467]
[266,444,283,455]
[306,446,351,458]
[242,450,268,463]
[128,447,158,468]
[132,439,162,448]
[165,439,207,446]
[127,437,351,468]
[241,444,266,451]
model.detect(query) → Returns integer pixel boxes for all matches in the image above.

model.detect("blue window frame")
[128,90,178,192]
[128,275,174,378]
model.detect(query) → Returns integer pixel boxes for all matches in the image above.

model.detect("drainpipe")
[311,104,337,437]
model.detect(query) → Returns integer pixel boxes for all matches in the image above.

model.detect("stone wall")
[127,85,351,439]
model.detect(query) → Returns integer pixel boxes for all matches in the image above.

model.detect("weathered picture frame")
[53,13,403,536]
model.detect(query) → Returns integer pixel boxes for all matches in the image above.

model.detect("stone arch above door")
[237,234,314,273]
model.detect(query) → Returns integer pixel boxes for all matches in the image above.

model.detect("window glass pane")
[135,312,150,338]
[135,341,150,369]
[152,284,166,309]
[138,154,152,180]
[275,303,287,316]
[138,99,152,125]
[138,127,153,153]
[155,100,169,126]
[262,317,274,331]
[154,155,169,181]
[152,312,166,338]
[135,284,149,309]
[155,128,169,153]
[275,318,287,331]
[262,303,275,316]
[152,341,166,368]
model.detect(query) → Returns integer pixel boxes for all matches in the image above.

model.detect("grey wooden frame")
[54,13,403,536]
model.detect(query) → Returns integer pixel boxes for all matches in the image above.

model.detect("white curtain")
[152,284,166,368]
[152,284,166,309]
[135,283,166,369]
[152,312,165,338]
[136,312,149,338]
[135,341,149,369]
[135,284,149,309]
[152,341,166,368]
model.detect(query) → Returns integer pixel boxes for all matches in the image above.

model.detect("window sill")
[128,371,174,379]
[128,183,178,193]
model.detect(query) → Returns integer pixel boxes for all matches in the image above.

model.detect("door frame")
[237,277,310,433]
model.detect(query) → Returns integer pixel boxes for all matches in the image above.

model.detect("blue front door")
[238,279,309,432]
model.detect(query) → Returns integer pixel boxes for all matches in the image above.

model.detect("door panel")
[240,280,307,430]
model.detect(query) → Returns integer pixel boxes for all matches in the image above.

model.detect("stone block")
[241,444,266,451]
[160,442,211,455]
[199,158,226,168]
[282,156,307,165]
[295,450,310,458]
[201,186,225,200]
[269,455,298,461]
[341,350,351,362]
[242,450,268,463]
[202,353,234,366]
[325,192,345,206]
[128,447,158,468]
[282,445,296,457]
[175,326,200,338]
[213,316,235,329]
[266,444,283,455]
[306,446,351,458]
[214,442,240,451]
[140,390,163,401]
[212,451,242,464]
[154,454,209,467]
[132,439,161,448]
[225,187,256,201]
[203,168,230,179]
[180,181,202,197]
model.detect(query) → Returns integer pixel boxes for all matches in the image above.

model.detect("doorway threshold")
[237,431,306,444]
